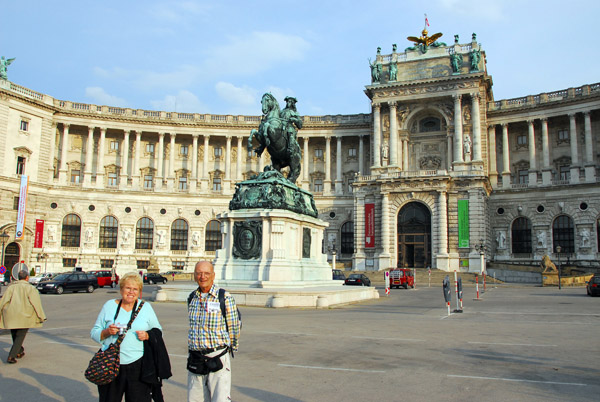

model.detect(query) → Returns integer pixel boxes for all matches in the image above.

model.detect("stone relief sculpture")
[536,230,546,248]
[419,156,442,170]
[191,231,200,247]
[580,229,590,248]
[157,230,166,246]
[85,228,94,243]
[0,56,16,80]
[122,228,131,244]
[496,230,506,249]
[48,225,57,242]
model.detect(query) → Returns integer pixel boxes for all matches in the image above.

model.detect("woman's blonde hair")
[119,272,144,292]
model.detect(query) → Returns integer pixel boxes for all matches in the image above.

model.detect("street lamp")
[476,238,485,274]
[556,245,562,290]
[37,251,49,273]
[330,245,337,270]
[1,232,9,284]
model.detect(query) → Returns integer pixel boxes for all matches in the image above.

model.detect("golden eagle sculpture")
[407,29,443,47]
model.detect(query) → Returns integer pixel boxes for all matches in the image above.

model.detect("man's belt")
[191,345,227,355]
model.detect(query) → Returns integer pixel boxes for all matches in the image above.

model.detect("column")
[324,136,332,193]
[59,123,69,184]
[335,136,343,194]
[397,132,403,170]
[168,133,176,189]
[119,130,130,189]
[527,120,537,185]
[389,102,398,166]
[83,127,94,187]
[583,111,596,182]
[453,94,464,163]
[236,136,243,181]
[372,103,381,169]
[437,190,449,270]
[358,135,364,175]
[541,118,552,185]
[402,140,408,171]
[191,134,199,191]
[156,133,165,189]
[487,125,498,185]
[48,122,58,182]
[96,128,106,188]
[133,131,141,188]
[471,93,482,161]
[202,135,210,190]
[447,131,453,170]
[303,137,309,188]
[225,136,232,180]
[501,123,511,187]
[569,113,580,184]
[380,192,391,270]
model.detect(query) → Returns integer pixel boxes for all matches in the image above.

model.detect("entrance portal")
[397,202,431,268]
[3,242,20,281]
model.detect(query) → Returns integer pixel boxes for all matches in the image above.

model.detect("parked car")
[89,270,119,288]
[28,273,54,285]
[37,272,99,294]
[344,273,371,286]
[389,268,414,289]
[586,274,600,296]
[143,272,167,284]
[332,269,346,280]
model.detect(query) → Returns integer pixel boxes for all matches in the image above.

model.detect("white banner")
[16,175,29,240]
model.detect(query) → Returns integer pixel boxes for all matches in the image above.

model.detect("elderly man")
[0,269,46,364]
[187,261,241,402]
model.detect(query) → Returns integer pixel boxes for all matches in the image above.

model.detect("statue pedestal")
[214,209,337,288]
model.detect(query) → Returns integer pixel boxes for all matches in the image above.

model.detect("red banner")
[34,219,44,248]
[365,203,375,248]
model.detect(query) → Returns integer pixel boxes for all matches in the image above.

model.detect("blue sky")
[2,0,598,116]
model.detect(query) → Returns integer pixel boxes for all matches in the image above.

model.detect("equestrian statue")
[248,93,302,184]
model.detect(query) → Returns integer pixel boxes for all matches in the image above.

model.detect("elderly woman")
[91,272,161,402]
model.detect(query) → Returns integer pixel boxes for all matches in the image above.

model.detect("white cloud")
[215,82,258,110]
[85,87,128,107]
[149,90,206,113]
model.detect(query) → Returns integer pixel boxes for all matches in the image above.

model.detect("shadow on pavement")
[0,371,63,401]
[20,367,96,401]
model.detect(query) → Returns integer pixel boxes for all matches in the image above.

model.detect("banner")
[16,175,29,240]
[34,219,44,248]
[457,199,469,248]
[365,203,375,248]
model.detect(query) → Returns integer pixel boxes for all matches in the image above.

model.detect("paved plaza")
[1,282,598,401]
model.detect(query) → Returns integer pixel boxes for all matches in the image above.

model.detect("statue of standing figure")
[389,62,397,81]
[450,53,462,73]
[369,58,382,83]
[0,56,16,80]
[470,49,481,71]
[463,135,472,156]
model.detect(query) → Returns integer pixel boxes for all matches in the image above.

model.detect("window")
[110,141,119,151]
[146,143,155,154]
[553,215,574,253]
[144,175,154,189]
[178,177,188,190]
[511,217,532,254]
[557,129,569,142]
[559,166,570,181]
[314,149,324,159]
[313,179,323,192]
[71,169,81,184]
[180,145,189,156]
[518,170,529,184]
[341,221,354,254]
[212,178,222,191]
[100,259,114,269]
[13,196,19,210]
[137,260,150,270]
[61,214,81,247]
[205,220,222,252]
[62,258,77,268]
[172,261,185,270]
[348,147,357,157]
[108,172,118,187]
[214,147,223,158]
[517,134,527,146]
[135,217,154,250]
[16,156,25,175]
[20,120,29,131]
[171,219,189,251]
[99,216,118,249]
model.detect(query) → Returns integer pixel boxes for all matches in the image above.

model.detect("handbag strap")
[114,300,145,347]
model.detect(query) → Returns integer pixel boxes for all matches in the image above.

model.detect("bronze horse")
[248,93,302,184]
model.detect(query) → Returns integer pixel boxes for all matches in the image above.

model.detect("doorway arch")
[397,202,431,268]
[4,242,21,277]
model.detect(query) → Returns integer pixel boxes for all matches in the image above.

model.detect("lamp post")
[556,245,562,290]
[37,251,49,273]
[476,238,485,274]
[0,232,9,269]
[331,245,337,270]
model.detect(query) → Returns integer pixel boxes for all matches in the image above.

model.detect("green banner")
[458,199,469,248]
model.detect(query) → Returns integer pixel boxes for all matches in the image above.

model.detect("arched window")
[340,221,354,254]
[419,117,441,132]
[99,215,118,249]
[136,217,154,250]
[171,219,189,250]
[61,214,81,247]
[511,217,532,254]
[205,220,222,252]
[553,215,574,253]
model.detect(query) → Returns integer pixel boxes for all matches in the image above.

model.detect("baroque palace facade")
[1,33,599,274]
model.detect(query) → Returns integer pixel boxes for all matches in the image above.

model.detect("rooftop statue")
[406,16,445,53]
[247,93,302,184]
[0,56,16,80]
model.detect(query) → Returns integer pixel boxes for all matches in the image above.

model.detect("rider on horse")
[280,96,302,155]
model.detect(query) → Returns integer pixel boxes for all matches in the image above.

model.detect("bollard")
[474,274,480,301]
[483,272,486,293]
[413,268,416,290]
[428,267,431,288]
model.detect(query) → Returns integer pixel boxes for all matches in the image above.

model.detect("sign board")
[0,265,5,275]
[16,175,29,240]
[365,203,375,248]
[34,219,45,248]
[12,262,28,281]
[457,199,470,248]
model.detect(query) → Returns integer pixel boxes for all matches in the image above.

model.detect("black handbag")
[187,348,228,375]
[85,300,144,385]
